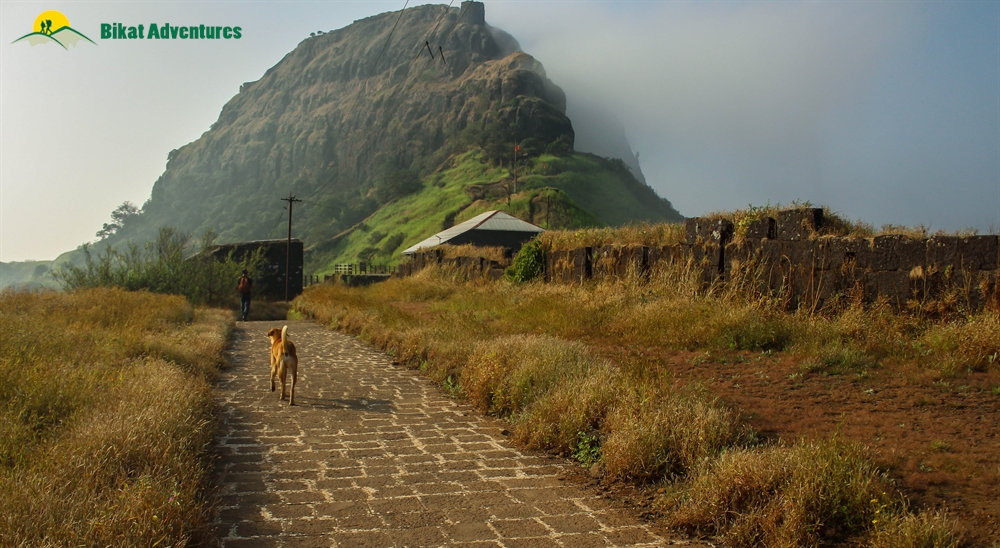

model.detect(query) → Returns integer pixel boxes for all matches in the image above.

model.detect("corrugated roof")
[402,211,543,254]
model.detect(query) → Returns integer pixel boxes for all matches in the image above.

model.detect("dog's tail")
[281,325,289,356]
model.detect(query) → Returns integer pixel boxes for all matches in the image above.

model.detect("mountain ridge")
[62,2,682,276]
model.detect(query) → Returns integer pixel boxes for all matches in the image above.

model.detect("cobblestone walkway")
[212,320,708,547]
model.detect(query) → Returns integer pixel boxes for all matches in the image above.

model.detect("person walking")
[237,269,253,321]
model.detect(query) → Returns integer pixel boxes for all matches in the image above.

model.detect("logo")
[11,10,95,49]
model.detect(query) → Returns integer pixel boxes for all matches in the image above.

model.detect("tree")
[96,201,141,239]
[373,169,421,204]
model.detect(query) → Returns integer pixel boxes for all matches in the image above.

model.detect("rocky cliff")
[105,2,681,268]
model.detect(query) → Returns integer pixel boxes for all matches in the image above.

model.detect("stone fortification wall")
[212,239,304,300]
[396,248,510,282]
[399,209,999,310]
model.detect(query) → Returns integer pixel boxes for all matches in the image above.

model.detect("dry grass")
[292,261,989,545]
[0,288,229,546]
[663,439,894,547]
[539,222,686,251]
[436,243,508,263]
[537,203,992,252]
[868,509,964,548]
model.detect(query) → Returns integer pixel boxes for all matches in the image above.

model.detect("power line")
[266,209,287,239]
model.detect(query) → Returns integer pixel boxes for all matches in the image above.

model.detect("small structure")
[211,239,303,300]
[401,210,544,255]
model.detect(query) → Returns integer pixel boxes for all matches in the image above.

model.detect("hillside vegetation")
[308,149,676,273]
[72,2,679,277]
[292,251,1000,545]
[0,289,229,546]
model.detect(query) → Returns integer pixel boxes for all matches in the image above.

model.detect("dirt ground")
[592,341,1000,547]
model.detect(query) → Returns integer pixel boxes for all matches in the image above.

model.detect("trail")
[211,320,709,547]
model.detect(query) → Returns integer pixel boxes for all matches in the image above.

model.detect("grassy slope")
[0,288,230,546]
[307,150,680,274]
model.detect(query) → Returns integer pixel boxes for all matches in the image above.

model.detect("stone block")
[691,243,722,267]
[760,239,783,264]
[841,238,873,272]
[593,245,618,280]
[776,208,824,240]
[621,246,648,277]
[668,244,690,264]
[574,247,592,281]
[897,238,927,271]
[789,263,812,301]
[647,245,661,267]
[684,218,700,245]
[958,235,999,271]
[744,217,776,240]
[685,217,734,245]
[870,235,903,271]
[812,268,844,303]
[927,236,960,266]
[723,240,757,274]
[787,240,819,267]
[814,238,846,270]
[875,270,914,307]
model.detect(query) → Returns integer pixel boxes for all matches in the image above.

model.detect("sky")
[1,0,998,262]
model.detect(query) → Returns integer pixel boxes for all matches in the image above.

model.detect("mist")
[488,1,1000,231]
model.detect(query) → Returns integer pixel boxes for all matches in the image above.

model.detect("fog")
[488,1,999,231]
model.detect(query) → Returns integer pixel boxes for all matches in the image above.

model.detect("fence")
[301,265,398,288]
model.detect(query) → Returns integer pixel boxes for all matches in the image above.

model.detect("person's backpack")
[238,275,252,294]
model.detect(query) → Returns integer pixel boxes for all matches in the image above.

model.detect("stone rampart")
[394,248,509,281]
[398,209,999,310]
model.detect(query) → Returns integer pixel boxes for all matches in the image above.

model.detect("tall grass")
[293,261,991,545]
[0,288,229,546]
[664,439,903,547]
[538,203,993,252]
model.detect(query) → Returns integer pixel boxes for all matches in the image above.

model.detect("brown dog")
[267,325,298,405]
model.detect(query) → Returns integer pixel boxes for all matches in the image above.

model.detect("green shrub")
[54,227,263,306]
[505,239,544,284]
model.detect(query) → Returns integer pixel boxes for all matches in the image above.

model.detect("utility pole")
[281,193,302,301]
[513,105,521,195]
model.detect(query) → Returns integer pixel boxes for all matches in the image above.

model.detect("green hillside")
[308,149,676,273]
[73,2,682,274]
[0,260,57,289]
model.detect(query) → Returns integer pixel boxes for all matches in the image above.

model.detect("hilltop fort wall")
[398,208,999,310]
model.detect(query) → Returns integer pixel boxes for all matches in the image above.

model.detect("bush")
[54,227,263,306]
[666,439,894,546]
[373,169,422,204]
[505,239,544,284]
[380,233,406,256]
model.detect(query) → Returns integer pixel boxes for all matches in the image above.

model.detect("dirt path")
[211,321,708,547]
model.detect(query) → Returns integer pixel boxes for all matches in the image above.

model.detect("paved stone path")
[212,320,709,547]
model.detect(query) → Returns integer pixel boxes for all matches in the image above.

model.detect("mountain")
[0,260,58,290]
[98,2,683,274]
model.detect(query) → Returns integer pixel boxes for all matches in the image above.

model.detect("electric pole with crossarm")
[281,193,302,301]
